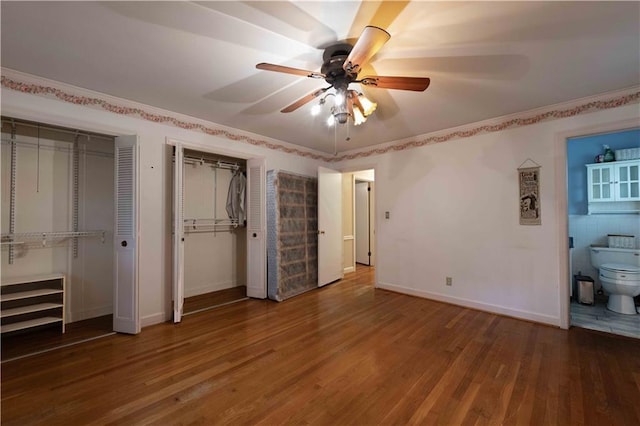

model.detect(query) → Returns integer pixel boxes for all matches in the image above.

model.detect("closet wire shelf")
[183,219,241,233]
[1,231,106,247]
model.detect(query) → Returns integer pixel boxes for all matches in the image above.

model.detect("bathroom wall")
[569,215,640,288]
[567,128,639,215]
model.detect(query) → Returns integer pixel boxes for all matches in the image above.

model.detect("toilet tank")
[590,246,640,269]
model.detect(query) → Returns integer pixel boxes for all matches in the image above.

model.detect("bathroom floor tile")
[570,300,640,339]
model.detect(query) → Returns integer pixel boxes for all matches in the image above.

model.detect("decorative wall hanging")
[518,159,541,225]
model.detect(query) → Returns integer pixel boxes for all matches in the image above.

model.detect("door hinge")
[367,187,371,191]
[368,251,371,257]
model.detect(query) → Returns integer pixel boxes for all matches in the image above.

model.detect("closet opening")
[173,147,249,318]
[1,117,123,361]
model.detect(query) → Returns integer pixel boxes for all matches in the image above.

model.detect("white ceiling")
[1,1,639,154]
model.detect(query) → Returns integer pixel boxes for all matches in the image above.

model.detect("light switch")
[385,211,390,219]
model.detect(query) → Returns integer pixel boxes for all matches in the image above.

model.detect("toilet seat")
[600,263,640,273]
[600,263,640,281]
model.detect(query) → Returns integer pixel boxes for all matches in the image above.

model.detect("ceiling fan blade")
[281,87,329,113]
[359,75,431,91]
[256,63,325,79]
[343,26,390,74]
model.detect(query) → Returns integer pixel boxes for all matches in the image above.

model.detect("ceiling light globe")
[326,115,335,126]
[358,95,377,116]
[352,108,366,126]
[310,104,321,116]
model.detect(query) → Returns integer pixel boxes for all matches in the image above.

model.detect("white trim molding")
[377,281,560,327]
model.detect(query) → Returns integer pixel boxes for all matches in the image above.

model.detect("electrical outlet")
[446,277,452,286]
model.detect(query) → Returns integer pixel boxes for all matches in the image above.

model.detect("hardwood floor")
[183,286,248,314]
[1,315,113,362]
[2,265,639,425]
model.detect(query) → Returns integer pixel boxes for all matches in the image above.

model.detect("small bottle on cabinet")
[603,145,615,162]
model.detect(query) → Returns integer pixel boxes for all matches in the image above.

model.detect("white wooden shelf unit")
[1,273,65,334]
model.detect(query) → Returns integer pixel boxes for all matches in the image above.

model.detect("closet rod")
[181,156,244,171]
[1,118,115,141]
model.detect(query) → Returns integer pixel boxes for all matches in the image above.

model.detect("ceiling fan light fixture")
[326,114,335,127]
[335,112,349,125]
[310,104,322,116]
[358,94,377,117]
[352,107,366,126]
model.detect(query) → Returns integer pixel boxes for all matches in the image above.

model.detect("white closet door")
[113,135,140,334]
[172,144,185,323]
[246,157,266,299]
[318,167,343,286]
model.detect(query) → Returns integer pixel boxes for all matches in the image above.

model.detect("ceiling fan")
[256,26,430,126]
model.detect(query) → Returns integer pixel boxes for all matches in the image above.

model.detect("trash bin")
[575,275,594,305]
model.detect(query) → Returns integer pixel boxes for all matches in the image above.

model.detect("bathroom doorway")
[565,127,640,338]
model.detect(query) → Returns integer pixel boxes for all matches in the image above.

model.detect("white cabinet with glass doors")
[586,159,640,214]
[587,160,640,202]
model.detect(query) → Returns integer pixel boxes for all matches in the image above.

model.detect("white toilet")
[590,247,640,315]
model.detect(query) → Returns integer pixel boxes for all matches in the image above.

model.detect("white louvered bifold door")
[172,144,184,323]
[246,157,266,298]
[113,135,140,334]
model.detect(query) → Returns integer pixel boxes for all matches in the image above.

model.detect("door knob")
[121,240,127,247]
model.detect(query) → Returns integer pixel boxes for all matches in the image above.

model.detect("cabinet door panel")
[616,164,640,201]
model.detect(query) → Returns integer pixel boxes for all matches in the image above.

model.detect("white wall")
[1,128,71,277]
[3,72,637,329]
[70,137,115,321]
[337,103,640,326]
[1,124,114,322]
[1,85,326,327]
[183,161,246,297]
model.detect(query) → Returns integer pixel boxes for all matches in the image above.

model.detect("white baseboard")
[377,281,560,327]
[141,312,169,328]
[344,266,356,274]
[67,305,112,323]
[184,280,238,298]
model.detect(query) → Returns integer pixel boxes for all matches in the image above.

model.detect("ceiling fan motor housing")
[321,43,357,89]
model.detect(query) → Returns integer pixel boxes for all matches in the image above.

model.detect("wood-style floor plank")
[1,314,113,361]
[183,285,247,314]
[1,265,639,425]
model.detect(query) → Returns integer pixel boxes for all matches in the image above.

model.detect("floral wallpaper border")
[2,75,638,163]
